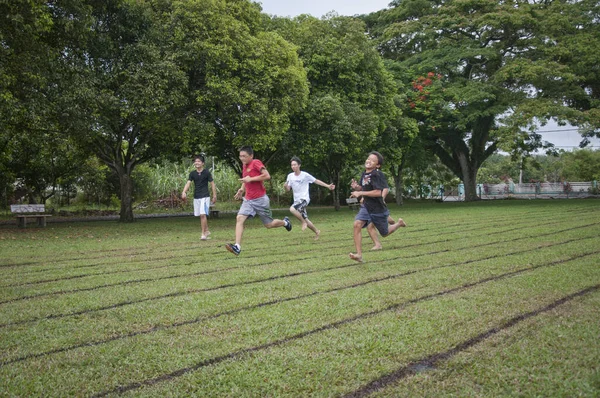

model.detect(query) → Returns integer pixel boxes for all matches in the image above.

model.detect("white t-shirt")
[286,171,316,204]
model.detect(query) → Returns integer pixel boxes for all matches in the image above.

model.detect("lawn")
[0,200,599,397]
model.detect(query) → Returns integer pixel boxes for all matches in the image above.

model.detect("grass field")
[1,200,599,397]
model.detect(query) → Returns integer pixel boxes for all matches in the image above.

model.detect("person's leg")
[304,218,320,239]
[297,203,318,237]
[381,217,406,237]
[289,205,305,228]
[200,214,209,239]
[193,199,202,237]
[234,214,247,245]
[227,200,254,255]
[349,219,366,262]
[367,223,382,250]
[264,218,286,228]
[256,196,291,231]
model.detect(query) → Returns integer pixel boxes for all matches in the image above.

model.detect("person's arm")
[350,178,362,191]
[240,167,270,183]
[284,175,292,191]
[234,184,245,200]
[315,179,335,191]
[350,189,382,198]
[210,180,217,204]
[181,180,192,199]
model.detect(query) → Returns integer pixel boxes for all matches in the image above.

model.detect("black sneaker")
[225,243,240,256]
[284,217,292,232]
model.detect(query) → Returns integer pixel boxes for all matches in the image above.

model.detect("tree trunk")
[118,171,135,222]
[457,152,479,202]
[333,170,341,210]
[391,162,405,206]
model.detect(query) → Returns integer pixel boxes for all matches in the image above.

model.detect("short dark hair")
[369,151,384,167]
[291,156,301,165]
[193,154,205,163]
[239,145,254,156]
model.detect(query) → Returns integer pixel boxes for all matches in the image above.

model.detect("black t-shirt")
[188,169,213,199]
[360,169,388,213]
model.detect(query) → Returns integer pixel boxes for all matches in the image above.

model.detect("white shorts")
[193,197,211,216]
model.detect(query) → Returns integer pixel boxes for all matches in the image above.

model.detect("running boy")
[182,154,217,240]
[349,151,406,262]
[284,156,335,240]
[225,146,292,256]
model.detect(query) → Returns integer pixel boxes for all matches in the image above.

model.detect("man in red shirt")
[226,146,292,256]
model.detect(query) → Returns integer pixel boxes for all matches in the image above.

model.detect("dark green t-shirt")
[188,169,213,199]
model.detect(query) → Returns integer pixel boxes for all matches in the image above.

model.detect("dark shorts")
[355,205,390,236]
[292,199,308,219]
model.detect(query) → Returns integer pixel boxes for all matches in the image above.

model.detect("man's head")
[290,156,301,173]
[239,146,254,165]
[193,154,205,168]
[365,151,383,171]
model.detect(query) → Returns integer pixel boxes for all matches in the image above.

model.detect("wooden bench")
[346,197,360,210]
[11,204,52,228]
[209,204,220,218]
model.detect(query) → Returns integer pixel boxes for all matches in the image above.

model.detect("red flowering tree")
[365,0,599,201]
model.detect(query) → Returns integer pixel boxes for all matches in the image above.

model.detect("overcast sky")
[256,1,598,151]
[256,0,392,18]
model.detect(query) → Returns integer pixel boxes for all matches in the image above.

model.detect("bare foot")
[397,218,407,227]
[349,253,363,262]
[314,230,320,240]
[370,245,382,251]
[301,222,308,231]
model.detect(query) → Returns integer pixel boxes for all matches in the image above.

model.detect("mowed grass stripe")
[1,238,596,368]
[1,202,593,268]
[0,216,559,290]
[0,221,595,332]
[2,203,593,285]
[87,253,600,397]
[0,212,587,291]
[0,221,594,324]
[1,201,598,396]
[343,284,600,398]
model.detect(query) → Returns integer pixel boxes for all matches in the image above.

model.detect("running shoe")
[225,243,240,256]
[283,217,292,232]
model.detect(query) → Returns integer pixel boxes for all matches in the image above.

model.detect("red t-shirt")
[243,159,267,200]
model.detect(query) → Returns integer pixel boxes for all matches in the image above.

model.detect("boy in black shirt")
[348,151,406,262]
[182,154,217,240]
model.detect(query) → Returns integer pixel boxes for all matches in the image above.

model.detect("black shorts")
[293,199,309,219]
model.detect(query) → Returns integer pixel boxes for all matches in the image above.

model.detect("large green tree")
[173,0,309,174]
[0,1,94,205]
[365,0,599,201]
[70,0,188,222]
[269,14,397,208]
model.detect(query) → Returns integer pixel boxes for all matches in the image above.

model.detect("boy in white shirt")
[284,156,335,240]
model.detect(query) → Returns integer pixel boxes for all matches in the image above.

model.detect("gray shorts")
[355,205,390,236]
[238,195,274,225]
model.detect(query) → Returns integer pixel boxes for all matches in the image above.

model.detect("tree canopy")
[364,0,600,200]
[2,0,598,214]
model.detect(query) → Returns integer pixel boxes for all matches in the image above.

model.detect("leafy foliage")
[364,0,600,201]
